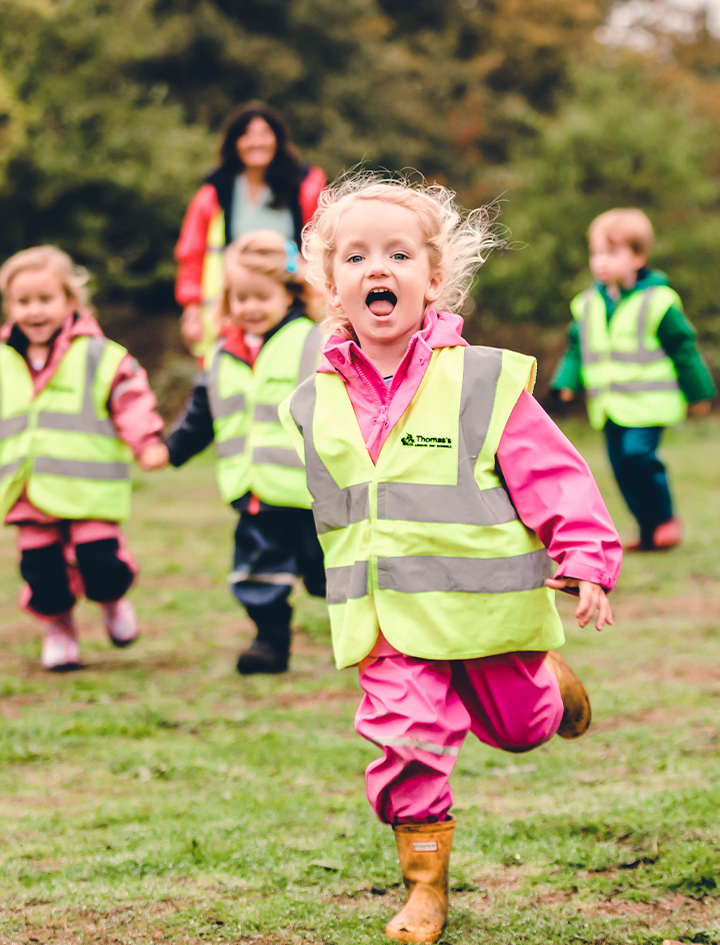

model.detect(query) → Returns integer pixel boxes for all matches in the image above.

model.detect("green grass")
[1,419,720,944]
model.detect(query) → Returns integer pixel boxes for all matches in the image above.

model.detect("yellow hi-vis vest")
[572,285,687,430]
[0,336,133,521]
[206,317,322,507]
[281,345,565,669]
[193,208,226,359]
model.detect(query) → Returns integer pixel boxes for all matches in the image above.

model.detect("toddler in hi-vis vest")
[166,231,326,675]
[0,246,168,671]
[280,174,623,944]
[551,209,715,551]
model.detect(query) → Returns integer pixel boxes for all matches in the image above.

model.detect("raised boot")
[236,623,291,675]
[545,649,591,738]
[385,816,455,944]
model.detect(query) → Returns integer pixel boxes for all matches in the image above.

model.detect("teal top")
[551,269,716,405]
[229,174,295,242]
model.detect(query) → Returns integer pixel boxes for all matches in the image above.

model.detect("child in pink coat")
[281,175,622,943]
[0,246,168,671]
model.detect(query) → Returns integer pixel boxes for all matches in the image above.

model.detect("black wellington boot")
[236,623,291,675]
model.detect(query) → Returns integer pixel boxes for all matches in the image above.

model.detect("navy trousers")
[603,420,674,544]
[229,506,326,631]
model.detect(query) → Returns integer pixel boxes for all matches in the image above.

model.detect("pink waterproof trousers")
[355,651,563,824]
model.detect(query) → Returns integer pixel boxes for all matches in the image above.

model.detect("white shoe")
[101,598,139,648]
[41,615,80,671]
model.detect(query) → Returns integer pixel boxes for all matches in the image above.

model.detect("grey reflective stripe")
[298,325,323,382]
[289,378,371,532]
[578,291,601,364]
[326,561,369,605]
[228,568,296,586]
[215,436,246,458]
[254,403,280,423]
[609,349,667,363]
[37,336,116,436]
[0,459,23,479]
[252,446,304,469]
[371,735,461,757]
[207,349,248,419]
[377,549,552,595]
[34,456,130,480]
[0,415,28,437]
[608,380,680,393]
[314,482,370,534]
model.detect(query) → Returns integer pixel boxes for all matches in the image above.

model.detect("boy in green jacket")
[551,208,715,551]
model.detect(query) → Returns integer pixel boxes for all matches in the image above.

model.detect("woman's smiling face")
[328,199,443,352]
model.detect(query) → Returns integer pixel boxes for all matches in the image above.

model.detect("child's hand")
[688,400,712,418]
[545,577,613,631]
[558,388,575,403]
[138,443,169,470]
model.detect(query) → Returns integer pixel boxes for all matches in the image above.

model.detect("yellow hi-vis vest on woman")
[572,285,687,430]
[281,345,565,669]
[193,209,226,358]
[0,336,133,521]
[206,317,322,507]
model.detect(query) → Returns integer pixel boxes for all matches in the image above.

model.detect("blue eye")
[348,254,363,263]
[392,252,408,261]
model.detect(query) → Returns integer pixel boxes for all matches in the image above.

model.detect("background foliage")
[0,0,719,385]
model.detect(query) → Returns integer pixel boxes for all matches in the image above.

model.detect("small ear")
[326,281,343,312]
[424,270,444,305]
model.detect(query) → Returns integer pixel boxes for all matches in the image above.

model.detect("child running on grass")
[280,174,623,943]
[551,209,715,551]
[0,246,168,671]
[166,230,326,675]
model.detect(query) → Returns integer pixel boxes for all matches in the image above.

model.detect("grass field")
[1,419,719,945]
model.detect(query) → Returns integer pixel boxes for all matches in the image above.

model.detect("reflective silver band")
[254,403,280,423]
[215,436,246,458]
[36,411,116,435]
[377,549,552,595]
[212,392,247,419]
[587,380,680,398]
[376,482,516,527]
[298,325,323,382]
[252,446,304,469]
[0,415,29,437]
[313,481,370,534]
[326,560,370,605]
[371,735,461,757]
[228,568,296,586]
[579,288,671,367]
[34,456,131,480]
[609,349,667,364]
[0,459,23,479]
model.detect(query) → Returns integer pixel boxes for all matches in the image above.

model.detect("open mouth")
[366,288,397,316]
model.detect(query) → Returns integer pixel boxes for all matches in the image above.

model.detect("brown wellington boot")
[385,815,455,943]
[545,649,592,739]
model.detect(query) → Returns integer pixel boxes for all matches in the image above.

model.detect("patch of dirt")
[579,891,716,920]
[617,594,720,620]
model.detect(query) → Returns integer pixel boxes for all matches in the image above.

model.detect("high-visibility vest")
[282,345,565,669]
[572,285,687,430]
[193,208,226,358]
[0,336,133,521]
[206,317,322,507]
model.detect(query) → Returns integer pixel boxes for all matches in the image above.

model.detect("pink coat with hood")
[318,307,622,653]
[2,309,164,526]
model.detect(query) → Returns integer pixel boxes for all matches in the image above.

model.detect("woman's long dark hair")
[218,101,304,210]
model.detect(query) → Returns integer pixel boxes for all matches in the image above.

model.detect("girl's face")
[227,266,292,336]
[5,267,74,345]
[328,199,443,351]
[235,117,277,172]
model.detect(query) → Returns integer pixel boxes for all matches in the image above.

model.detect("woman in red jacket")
[175,101,325,356]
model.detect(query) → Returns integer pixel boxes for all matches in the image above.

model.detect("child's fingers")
[574,583,596,627]
[595,594,613,631]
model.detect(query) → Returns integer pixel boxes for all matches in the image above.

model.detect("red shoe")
[623,537,648,552]
[652,517,682,550]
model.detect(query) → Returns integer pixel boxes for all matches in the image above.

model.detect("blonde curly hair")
[302,171,504,339]
[0,245,91,317]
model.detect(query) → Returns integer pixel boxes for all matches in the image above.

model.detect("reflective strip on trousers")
[371,735,461,757]
[252,446,304,469]
[34,456,131,480]
[215,436,247,458]
[36,336,117,436]
[377,549,552,594]
[228,568,297,586]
